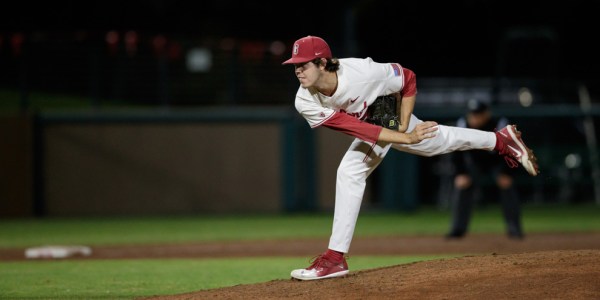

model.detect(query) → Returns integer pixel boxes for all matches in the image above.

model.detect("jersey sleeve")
[295,96,337,128]
[322,111,382,143]
[401,67,417,97]
[384,63,416,97]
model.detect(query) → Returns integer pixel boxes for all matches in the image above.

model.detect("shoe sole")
[507,125,538,176]
[291,270,349,281]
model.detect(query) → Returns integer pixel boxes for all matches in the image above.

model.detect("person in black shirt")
[446,99,524,239]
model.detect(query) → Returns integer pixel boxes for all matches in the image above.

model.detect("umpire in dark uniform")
[446,99,524,239]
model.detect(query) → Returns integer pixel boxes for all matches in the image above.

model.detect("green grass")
[0,203,598,248]
[0,203,598,299]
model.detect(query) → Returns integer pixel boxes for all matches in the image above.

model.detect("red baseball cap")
[282,35,332,65]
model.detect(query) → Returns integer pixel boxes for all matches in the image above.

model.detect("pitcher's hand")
[408,121,438,144]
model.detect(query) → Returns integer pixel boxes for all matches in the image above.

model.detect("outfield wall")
[43,122,283,215]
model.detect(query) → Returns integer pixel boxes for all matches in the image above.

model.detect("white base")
[25,245,92,259]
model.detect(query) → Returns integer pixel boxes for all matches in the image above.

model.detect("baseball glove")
[365,94,399,130]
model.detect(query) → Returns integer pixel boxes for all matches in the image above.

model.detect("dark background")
[1,0,598,215]
[3,0,598,80]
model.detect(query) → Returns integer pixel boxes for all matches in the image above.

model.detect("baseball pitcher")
[282,35,539,281]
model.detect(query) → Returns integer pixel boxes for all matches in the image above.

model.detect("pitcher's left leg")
[328,139,391,253]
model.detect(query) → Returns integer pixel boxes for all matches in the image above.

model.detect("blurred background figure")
[446,99,524,240]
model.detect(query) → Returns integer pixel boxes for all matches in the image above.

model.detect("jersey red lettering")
[339,102,368,120]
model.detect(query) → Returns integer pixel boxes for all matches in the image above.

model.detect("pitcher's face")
[294,61,323,88]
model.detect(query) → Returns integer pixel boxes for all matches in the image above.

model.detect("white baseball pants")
[328,114,497,253]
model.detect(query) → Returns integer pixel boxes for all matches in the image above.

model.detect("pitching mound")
[142,249,599,300]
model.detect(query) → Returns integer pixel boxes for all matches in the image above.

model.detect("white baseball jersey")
[295,58,405,128]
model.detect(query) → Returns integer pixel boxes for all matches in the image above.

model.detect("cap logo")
[293,44,299,55]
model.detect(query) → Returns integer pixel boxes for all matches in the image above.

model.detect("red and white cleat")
[495,125,539,176]
[291,252,349,281]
